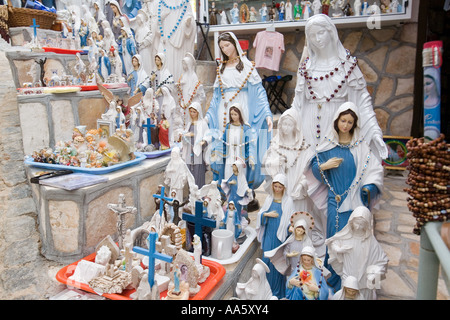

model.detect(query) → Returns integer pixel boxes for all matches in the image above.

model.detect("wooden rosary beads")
[404,134,450,235]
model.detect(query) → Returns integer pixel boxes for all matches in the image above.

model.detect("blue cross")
[133,232,173,288]
[30,18,40,39]
[182,200,216,242]
[153,186,173,217]
[143,118,156,146]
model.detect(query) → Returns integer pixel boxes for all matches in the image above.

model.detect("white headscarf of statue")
[256,173,296,243]
[214,31,261,87]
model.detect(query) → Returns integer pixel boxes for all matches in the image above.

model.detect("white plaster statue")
[311,0,322,15]
[130,9,155,75]
[325,206,389,300]
[354,0,362,16]
[219,10,229,25]
[151,52,175,117]
[95,245,112,266]
[157,0,196,80]
[285,0,293,20]
[292,14,387,160]
[160,86,177,144]
[332,275,364,300]
[264,212,315,276]
[164,147,196,202]
[102,27,117,53]
[236,258,278,300]
[177,52,206,129]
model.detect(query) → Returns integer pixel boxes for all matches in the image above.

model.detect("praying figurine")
[294,0,302,20]
[278,1,285,21]
[286,246,330,300]
[236,258,278,300]
[249,6,257,22]
[325,206,389,299]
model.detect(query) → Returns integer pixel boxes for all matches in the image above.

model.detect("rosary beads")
[404,134,450,234]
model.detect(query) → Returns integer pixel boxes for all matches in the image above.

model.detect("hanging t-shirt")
[253,30,285,72]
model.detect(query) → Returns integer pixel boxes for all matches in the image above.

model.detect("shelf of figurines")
[206,0,412,35]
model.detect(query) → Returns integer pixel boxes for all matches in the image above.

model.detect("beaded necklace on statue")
[314,141,372,233]
[298,50,358,141]
[158,0,190,52]
[216,58,255,129]
[176,77,201,127]
[294,265,324,300]
[151,71,174,90]
[274,138,309,167]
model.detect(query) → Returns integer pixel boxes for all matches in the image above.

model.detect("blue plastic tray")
[25,152,146,175]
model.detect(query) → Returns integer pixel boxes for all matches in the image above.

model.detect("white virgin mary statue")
[157,0,196,80]
[177,52,206,129]
[206,31,273,190]
[292,14,387,161]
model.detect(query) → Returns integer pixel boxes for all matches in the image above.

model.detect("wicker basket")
[7,0,56,30]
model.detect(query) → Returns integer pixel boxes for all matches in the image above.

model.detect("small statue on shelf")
[259,3,268,22]
[230,3,239,24]
[209,1,218,25]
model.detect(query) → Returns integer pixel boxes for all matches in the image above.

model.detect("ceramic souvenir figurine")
[156,0,195,81]
[98,48,112,82]
[180,102,210,188]
[206,32,273,191]
[302,0,312,19]
[285,0,293,20]
[262,108,311,213]
[308,102,383,241]
[130,9,154,75]
[221,158,254,219]
[249,6,257,22]
[108,0,124,40]
[150,52,175,119]
[164,147,196,204]
[332,276,364,300]
[211,103,257,199]
[79,18,90,47]
[118,27,137,76]
[236,258,278,300]
[321,0,330,15]
[354,0,362,15]
[240,3,250,23]
[265,211,315,277]
[127,54,150,96]
[219,10,229,24]
[292,14,387,159]
[109,46,125,83]
[286,246,330,300]
[294,0,302,20]
[278,1,285,21]
[176,52,206,130]
[209,2,218,25]
[259,3,268,22]
[230,3,239,24]
[312,0,322,14]
[325,206,389,298]
[256,173,296,298]
[362,1,369,15]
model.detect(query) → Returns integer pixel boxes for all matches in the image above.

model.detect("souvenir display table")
[26,155,169,263]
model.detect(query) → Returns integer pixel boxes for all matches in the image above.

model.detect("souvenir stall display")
[205,0,406,25]
[4,0,407,302]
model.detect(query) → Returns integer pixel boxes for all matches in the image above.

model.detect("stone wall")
[223,22,418,137]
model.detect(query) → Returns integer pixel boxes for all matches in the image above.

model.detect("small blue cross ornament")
[132,232,173,288]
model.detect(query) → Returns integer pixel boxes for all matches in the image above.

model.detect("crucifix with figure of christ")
[107,194,137,251]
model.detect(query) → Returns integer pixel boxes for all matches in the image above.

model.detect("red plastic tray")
[55,252,225,300]
[42,47,86,55]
